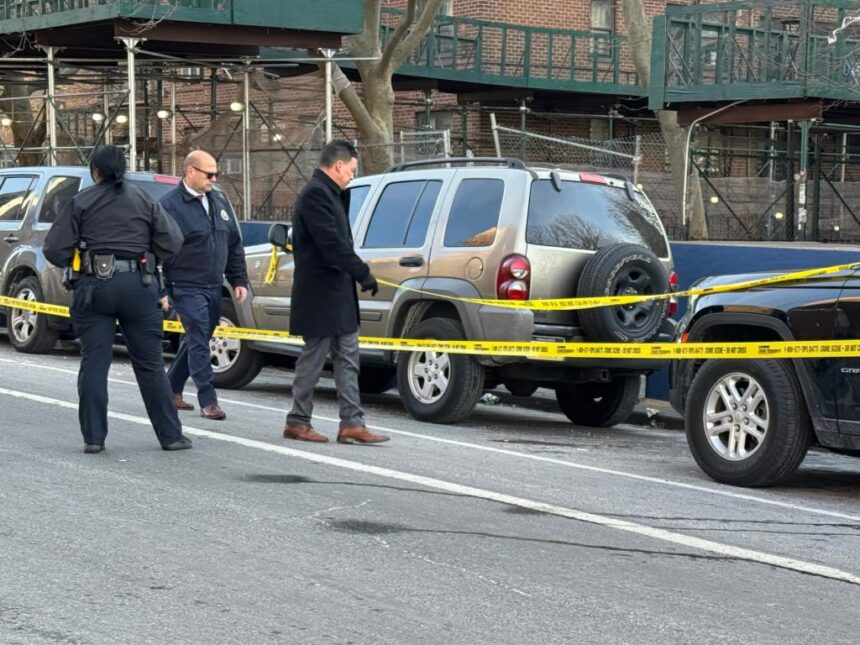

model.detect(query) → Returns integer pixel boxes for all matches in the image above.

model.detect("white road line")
[3,356,860,523]
[1,383,858,587]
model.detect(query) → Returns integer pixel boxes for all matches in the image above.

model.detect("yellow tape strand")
[6,293,860,359]
[263,246,279,286]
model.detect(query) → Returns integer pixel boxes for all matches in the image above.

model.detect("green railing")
[380,7,640,94]
[650,0,860,108]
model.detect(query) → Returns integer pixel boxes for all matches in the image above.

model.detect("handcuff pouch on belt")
[93,254,116,280]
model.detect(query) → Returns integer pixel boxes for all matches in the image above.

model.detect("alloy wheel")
[703,372,769,461]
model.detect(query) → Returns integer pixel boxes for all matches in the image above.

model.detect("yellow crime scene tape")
[5,258,860,358]
[263,245,859,311]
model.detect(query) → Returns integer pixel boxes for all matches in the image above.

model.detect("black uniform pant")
[71,272,183,447]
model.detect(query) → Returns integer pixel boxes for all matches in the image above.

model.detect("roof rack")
[387,157,527,172]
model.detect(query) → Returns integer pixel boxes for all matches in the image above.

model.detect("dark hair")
[90,145,127,188]
[319,140,358,168]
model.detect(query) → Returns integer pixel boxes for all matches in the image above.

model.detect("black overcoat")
[289,169,371,338]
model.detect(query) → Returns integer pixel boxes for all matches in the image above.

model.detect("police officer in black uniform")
[44,145,193,453]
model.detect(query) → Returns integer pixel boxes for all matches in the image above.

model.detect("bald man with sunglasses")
[160,150,249,420]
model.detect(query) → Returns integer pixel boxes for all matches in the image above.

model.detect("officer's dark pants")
[71,272,183,447]
[167,285,221,408]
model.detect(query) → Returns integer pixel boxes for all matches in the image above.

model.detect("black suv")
[670,267,860,487]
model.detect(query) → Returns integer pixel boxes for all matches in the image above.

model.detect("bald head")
[183,149,219,193]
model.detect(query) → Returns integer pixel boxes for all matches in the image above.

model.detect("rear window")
[443,178,504,247]
[363,180,441,248]
[128,178,177,202]
[526,180,668,257]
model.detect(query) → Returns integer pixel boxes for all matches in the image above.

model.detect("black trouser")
[71,272,183,447]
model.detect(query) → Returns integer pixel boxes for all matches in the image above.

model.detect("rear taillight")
[668,270,679,316]
[497,254,531,301]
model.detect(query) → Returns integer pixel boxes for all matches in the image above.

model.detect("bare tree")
[620,0,708,239]
[315,0,445,174]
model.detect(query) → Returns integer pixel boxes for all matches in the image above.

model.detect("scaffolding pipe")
[121,38,142,171]
[490,112,501,156]
[171,80,177,177]
[103,84,112,145]
[242,66,251,221]
[323,49,333,143]
[44,47,57,166]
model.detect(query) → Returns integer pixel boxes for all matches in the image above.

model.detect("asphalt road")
[1,340,859,645]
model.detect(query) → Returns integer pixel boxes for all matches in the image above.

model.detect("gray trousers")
[287,332,365,429]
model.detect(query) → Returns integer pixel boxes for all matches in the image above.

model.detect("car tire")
[577,244,669,342]
[210,298,264,389]
[397,317,484,424]
[555,375,639,427]
[685,359,812,487]
[358,366,396,394]
[7,276,60,354]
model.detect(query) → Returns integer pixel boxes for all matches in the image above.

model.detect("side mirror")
[267,223,292,250]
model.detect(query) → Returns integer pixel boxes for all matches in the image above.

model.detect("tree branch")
[307,48,379,140]
[389,0,444,71]
[378,0,417,73]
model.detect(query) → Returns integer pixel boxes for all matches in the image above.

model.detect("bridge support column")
[121,37,143,171]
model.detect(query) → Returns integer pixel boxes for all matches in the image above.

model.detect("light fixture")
[0,117,11,127]
[774,211,784,220]
[91,112,105,122]
[709,195,719,204]
[272,133,284,142]
[156,109,171,119]
[229,101,244,112]
[636,183,643,190]
[116,114,128,124]
[834,224,841,232]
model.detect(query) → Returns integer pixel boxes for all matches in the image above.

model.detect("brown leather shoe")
[337,425,390,444]
[172,394,194,411]
[283,424,329,443]
[200,404,226,420]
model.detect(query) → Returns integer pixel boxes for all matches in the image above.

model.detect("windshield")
[526,179,668,257]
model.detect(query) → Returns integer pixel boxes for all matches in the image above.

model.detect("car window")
[348,184,370,227]
[443,179,504,247]
[39,176,82,224]
[526,179,669,257]
[363,180,442,248]
[0,176,36,223]
[127,178,177,202]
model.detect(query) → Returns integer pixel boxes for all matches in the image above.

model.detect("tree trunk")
[359,69,396,174]
[621,0,708,239]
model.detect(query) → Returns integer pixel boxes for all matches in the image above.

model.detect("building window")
[591,0,614,58]
[590,118,610,141]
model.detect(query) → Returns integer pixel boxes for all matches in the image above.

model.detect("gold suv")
[215,158,677,426]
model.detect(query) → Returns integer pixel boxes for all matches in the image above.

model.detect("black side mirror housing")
[267,223,292,250]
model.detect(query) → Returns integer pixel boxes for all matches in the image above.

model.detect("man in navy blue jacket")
[160,150,248,420]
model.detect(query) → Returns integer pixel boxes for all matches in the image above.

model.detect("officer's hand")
[160,296,170,312]
[360,274,379,297]
[235,286,248,303]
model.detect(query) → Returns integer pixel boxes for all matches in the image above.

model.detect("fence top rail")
[664,0,859,18]
[493,123,638,160]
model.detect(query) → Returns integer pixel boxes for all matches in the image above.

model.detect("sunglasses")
[193,166,220,180]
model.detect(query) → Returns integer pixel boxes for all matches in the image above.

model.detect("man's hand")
[360,274,379,297]
[235,285,249,303]
[160,296,170,312]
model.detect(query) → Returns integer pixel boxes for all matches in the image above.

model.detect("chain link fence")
[354,129,451,174]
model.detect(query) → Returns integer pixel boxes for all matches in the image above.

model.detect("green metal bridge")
[649,0,860,113]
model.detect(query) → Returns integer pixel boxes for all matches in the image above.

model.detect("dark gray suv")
[0,166,180,353]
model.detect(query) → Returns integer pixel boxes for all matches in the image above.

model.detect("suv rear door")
[354,170,450,339]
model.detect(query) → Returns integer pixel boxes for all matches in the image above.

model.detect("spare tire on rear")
[576,244,669,342]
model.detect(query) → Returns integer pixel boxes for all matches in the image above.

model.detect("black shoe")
[84,444,105,454]
[162,436,193,451]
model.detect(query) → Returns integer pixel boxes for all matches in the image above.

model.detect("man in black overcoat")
[283,141,390,444]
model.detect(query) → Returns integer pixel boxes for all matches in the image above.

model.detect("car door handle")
[3,234,18,244]
[398,255,424,267]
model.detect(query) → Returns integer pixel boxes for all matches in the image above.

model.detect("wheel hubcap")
[703,372,769,461]
[407,350,451,404]
[612,267,656,331]
[209,316,241,372]
[10,288,38,344]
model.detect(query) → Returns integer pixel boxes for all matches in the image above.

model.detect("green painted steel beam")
[0,0,362,35]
